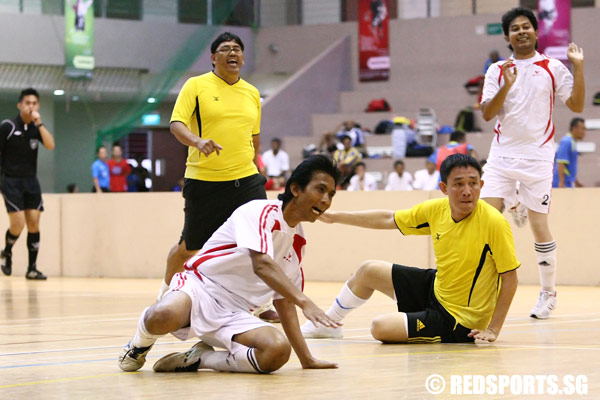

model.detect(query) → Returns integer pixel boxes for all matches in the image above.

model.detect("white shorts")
[167,272,271,352]
[480,156,553,214]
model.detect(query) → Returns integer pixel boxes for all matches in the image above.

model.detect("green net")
[95,0,240,147]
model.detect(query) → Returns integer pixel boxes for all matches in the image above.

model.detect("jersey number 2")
[541,194,549,206]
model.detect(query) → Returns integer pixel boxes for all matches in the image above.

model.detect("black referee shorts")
[180,173,267,251]
[392,264,474,343]
[0,176,44,213]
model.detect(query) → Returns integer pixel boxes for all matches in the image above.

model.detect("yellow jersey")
[394,198,520,329]
[170,72,260,181]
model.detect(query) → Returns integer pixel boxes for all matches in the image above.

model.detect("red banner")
[358,0,390,82]
[538,0,571,63]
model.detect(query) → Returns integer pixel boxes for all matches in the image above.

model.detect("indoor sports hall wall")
[1,189,598,286]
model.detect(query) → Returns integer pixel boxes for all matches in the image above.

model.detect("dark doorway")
[150,128,187,191]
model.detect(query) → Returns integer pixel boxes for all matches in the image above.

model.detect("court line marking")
[0,312,141,324]
[0,371,141,389]
[0,346,563,385]
[0,353,170,370]
[0,312,600,326]
[504,317,600,327]
[0,340,199,357]
[2,340,600,372]
[0,317,140,328]
[2,317,599,356]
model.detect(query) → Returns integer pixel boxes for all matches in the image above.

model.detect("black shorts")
[392,264,474,343]
[180,173,267,250]
[0,176,44,213]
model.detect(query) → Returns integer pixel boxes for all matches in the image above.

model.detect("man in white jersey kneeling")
[119,155,341,373]
[480,7,585,319]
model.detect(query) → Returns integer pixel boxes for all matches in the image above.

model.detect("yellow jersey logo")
[416,319,426,332]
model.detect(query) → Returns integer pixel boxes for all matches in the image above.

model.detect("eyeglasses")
[216,46,243,54]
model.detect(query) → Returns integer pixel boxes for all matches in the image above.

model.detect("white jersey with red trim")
[182,199,305,311]
[481,52,573,162]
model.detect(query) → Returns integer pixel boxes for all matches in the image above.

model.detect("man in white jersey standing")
[118,155,342,374]
[480,7,585,319]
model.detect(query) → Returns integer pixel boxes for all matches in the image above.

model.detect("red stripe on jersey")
[542,124,556,146]
[258,205,279,254]
[292,234,307,265]
[186,252,235,270]
[497,64,504,85]
[534,59,556,143]
[173,272,187,291]
[193,269,204,282]
[201,243,236,255]
[494,122,502,143]
[300,267,305,292]
[271,220,281,233]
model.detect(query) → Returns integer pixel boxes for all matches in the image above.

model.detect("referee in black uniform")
[0,88,55,280]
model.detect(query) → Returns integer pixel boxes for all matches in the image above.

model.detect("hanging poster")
[359,0,390,81]
[538,0,571,63]
[65,0,95,79]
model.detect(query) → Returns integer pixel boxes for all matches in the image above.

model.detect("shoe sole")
[118,353,147,372]
[1,255,11,276]
[153,342,213,372]
[118,343,152,372]
[529,313,550,319]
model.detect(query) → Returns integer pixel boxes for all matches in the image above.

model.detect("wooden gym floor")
[1,277,598,399]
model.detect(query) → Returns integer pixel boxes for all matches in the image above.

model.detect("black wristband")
[36,123,44,128]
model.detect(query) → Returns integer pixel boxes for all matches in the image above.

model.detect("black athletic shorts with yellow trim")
[180,173,267,251]
[391,264,474,344]
[0,176,44,213]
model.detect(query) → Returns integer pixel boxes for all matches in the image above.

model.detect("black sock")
[27,232,40,270]
[4,230,19,254]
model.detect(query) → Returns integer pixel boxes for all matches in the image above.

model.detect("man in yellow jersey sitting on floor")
[301,154,519,343]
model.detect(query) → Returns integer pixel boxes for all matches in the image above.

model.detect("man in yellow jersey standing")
[159,32,267,299]
[301,154,519,343]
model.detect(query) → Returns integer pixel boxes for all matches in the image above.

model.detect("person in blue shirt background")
[92,145,110,192]
[553,118,586,188]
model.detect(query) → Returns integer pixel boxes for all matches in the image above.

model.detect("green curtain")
[95,0,240,147]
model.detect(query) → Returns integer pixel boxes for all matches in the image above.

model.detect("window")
[178,0,208,24]
[178,0,256,26]
[105,0,141,20]
[42,0,64,16]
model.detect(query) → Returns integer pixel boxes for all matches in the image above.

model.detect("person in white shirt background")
[262,137,290,179]
[385,160,413,191]
[347,162,378,191]
[412,160,440,191]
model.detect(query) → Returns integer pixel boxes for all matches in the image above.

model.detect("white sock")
[156,280,170,301]
[535,241,557,292]
[200,345,264,373]
[131,307,162,348]
[326,282,367,322]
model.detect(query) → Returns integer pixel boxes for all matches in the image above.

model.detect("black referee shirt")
[0,115,43,178]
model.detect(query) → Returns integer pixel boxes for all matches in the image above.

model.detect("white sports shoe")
[118,341,153,372]
[153,341,214,372]
[508,202,528,227]
[300,321,343,339]
[530,290,557,319]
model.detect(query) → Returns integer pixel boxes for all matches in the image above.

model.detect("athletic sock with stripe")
[200,346,265,373]
[535,241,557,293]
[326,282,367,322]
